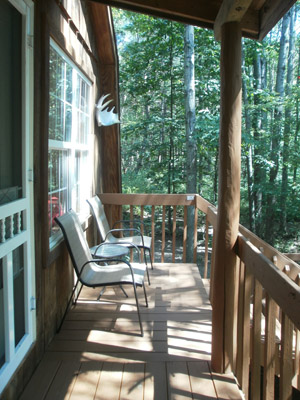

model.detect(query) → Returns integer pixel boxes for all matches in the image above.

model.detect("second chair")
[87,196,153,270]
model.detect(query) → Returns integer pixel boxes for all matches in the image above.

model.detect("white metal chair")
[87,196,154,269]
[55,210,148,336]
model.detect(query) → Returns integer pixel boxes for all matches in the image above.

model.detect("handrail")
[236,234,300,331]
[98,192,300,397]
[99,193,205,264]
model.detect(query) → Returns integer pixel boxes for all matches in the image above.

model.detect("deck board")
[20,263,244,399]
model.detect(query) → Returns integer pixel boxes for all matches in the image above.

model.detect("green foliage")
[113,6,300,252]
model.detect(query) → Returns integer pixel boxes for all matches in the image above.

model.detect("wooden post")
[211,21,242,373]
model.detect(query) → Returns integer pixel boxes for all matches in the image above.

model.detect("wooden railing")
[99,193,212,267]
[98,192,300,398]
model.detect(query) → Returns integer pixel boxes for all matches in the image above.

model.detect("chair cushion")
[107,235,152,250]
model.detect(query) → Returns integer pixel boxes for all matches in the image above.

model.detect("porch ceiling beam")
[258,0,297,40]
[214,0,253,40]
[91,0,260,39]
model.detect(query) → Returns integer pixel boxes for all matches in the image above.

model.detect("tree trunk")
[280,8,295,233]
[168,23,175,233]
[242,49,254,231]
[184,24,197,262]
[265,14,289,244]
[252,44,264,236]
[293,38,300,184]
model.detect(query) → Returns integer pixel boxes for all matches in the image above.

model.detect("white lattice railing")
[0,199,27,259]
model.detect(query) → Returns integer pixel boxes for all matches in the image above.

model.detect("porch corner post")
[211,21,242,374]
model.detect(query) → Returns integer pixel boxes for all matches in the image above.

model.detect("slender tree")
[265,13,289,244]
[280,8,296,232]
[184,24,197,261]
[242,48,255,231]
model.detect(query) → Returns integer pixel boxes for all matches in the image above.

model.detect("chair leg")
[97,286,106,301]
[147,248,154,270]
[119,284,129,298]
[132,283,143,337]
[57,278,80,332]
[75,282,84,304]
[146,265,151,285]
[143,283,148,308]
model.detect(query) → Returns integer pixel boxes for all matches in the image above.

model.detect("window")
[48,40,92,244]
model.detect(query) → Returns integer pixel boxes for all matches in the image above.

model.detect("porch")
[19,262,243,399]
[19,192,300,399]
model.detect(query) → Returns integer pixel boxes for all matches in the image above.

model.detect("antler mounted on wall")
[95,94,120,127]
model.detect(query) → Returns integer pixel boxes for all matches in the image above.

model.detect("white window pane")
[48,149,68,236]
[48,40,91,241]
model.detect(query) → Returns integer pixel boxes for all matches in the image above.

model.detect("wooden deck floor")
[20,263,244,399]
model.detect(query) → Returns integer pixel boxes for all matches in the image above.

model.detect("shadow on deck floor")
[20,263,243,399]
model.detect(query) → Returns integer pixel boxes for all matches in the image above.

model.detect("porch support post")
[211,21,242,373]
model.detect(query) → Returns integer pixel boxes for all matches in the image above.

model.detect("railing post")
[204,215,209,279]
[211,21,242,373]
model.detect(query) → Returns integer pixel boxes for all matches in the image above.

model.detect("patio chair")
[54,210,148,336]
[87,196,154,269]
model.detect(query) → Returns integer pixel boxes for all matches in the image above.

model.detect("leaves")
[113,6,300,250]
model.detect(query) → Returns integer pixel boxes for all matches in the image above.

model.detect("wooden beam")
[211,21,242,374]
[91,0,219,29]
[258,0,297,40]
[98,193,197,206]
[88,2,121,227]
[88,2,117,64]
[91,0,260,39]
[214,0,253,40]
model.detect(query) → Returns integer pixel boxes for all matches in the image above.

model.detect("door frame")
[0,0,35,394]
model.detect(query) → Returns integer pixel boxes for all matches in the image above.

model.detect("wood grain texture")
[19,263,243,399]
[211,21,242,373]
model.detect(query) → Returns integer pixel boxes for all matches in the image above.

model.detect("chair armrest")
[105,228,145,249]
[93,241,141,262]
[105,227,144,239]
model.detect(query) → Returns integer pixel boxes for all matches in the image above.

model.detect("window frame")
[48,38,93,250]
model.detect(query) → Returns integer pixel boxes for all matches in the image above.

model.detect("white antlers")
[95,94,120,127]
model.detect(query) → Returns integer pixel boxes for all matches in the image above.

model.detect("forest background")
[112,4,300,253]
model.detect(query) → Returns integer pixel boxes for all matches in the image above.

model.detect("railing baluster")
[209,227,216,303]
[130,205,134,224]
[140,205,144,261]
[128,205,134,262]
[16,212,21,234]
[108,204,112,232]
[279,266,293,400]
[183,206,187,263]
[193,205,198,263]
[140,205,144,234]
[9,215,14,238]
[0,218,5,243]
[294,274,300,387]
[236,260,251,398]
[204,215,209,279]
[263,291,277,400]
[172,206,176,263]
[151,206,155,263]
[251,278,263,400]
[263,256,277,400]
[161,205,166,263]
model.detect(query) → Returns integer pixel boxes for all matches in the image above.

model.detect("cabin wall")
[1,0,119,398]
